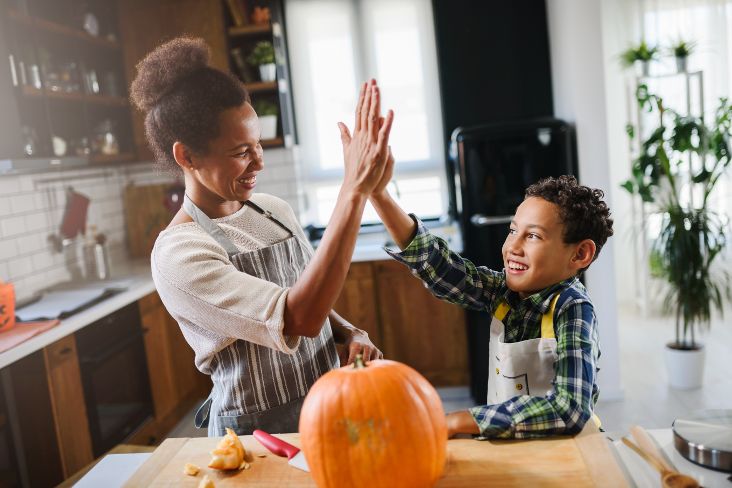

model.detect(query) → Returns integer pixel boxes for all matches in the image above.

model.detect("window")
[285,0,446,226]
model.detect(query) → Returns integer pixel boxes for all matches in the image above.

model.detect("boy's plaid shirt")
[385,217,601,439]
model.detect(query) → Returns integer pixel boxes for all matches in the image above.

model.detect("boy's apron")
[487,294,561,403]
[183,195,339,436]
[486,292,601,429]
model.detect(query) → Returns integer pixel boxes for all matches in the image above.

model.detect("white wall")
[546,0,624,401]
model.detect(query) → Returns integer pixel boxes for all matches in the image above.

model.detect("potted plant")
[254,100,278,140]
[620,41,659,77]
[622,85,732,389]
[670,39,695,73]
[247,41,276,82]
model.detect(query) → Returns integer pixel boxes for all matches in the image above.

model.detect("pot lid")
[672,409,732,472]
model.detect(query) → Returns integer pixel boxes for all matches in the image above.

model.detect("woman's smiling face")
[187,102,264,206]
[502,197,580,298]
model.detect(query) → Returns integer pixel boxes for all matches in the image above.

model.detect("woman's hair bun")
[130,37,211,112]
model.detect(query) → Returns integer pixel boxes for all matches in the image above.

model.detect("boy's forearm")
[370,190,417,250]
[446,410,480,438]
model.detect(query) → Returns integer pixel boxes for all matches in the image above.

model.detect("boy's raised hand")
[338,79,394,197]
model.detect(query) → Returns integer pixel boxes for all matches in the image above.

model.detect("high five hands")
[338,79,395,197]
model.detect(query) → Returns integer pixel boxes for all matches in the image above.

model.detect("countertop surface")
[1,225,455,370]
[80,429,731,487]
[0,260,155,370]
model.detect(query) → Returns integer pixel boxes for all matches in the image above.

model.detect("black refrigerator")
[449,118,577,403]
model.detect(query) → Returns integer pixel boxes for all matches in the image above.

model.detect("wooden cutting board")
[123,183,173,258]
[125,428,628,487]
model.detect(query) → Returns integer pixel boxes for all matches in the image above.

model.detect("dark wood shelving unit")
[89,152,136,164]
[260,137,284,148]
[2,3,136,162]
[245,80,277,93]
[228,24,272,37]
[7,9,121,50]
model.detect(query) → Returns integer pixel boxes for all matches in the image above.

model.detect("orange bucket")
[0,280,15,332]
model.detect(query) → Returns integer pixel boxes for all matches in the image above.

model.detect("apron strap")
[493,302,510,322]
[540,293,562,339]
[183,194,241,259]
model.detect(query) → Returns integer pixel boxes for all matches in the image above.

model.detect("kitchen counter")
[1,224,458,370]
[0,260,155,370]
[78,428,730,487]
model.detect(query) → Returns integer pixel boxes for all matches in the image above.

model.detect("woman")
[130,37,393,436]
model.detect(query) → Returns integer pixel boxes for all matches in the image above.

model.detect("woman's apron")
[487,294,561,403]
[183,195,339,436]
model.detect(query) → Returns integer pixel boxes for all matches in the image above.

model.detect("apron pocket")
[217,396,306,436]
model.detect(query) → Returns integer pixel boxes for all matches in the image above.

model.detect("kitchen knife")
[252,429,309,472]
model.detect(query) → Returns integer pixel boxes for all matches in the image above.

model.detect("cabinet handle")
[57,347,72,357]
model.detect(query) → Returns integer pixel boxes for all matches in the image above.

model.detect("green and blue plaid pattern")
[385,217,600,439]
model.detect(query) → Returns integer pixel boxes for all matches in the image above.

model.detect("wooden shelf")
[244,81,277,93]
[89,152,136,164]
[20,87,127,106]
[85,95,128,107]
[228,24,272,37]
[261,137,284,148]
[7,9,120,50]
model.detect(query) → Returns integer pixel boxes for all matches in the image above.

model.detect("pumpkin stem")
[353,354,366,369]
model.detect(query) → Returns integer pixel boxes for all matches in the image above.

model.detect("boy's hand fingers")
[360,79,374,134]
[368,83,381,142]
[376,109,394,153]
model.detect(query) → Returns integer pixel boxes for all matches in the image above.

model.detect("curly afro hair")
[525,175,614,267]
[130,37,250,171]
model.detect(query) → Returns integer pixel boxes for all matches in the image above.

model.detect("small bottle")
[83,225,98,280]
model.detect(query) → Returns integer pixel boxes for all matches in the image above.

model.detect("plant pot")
[664,342,705,389]
[634,60,651,78]
[259,114,277,140]
[259,63,276,82]
[675,56,688,73]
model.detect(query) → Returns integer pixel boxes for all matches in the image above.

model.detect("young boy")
[371,173,613,439]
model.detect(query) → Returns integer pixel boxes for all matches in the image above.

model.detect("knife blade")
[252,429,310,472]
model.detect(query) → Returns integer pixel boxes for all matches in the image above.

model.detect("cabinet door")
[44,335,94,477]
[116,0,228,158]
[139,293,180,420]
[374,261,469,386]
[333,262,382,347]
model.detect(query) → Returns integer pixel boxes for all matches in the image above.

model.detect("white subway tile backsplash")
[9,193,36,214]
[1,152,300,299]
[1,215,26,237]
[0,239,18,260]
[8,256,32,279]
[0,197,10,215]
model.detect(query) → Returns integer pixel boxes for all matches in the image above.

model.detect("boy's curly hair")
[525,175,614,266]
[130,37,250,172]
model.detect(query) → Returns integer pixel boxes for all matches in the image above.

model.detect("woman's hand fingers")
[368,83,381,142]
[338,122,351,146]
[354,82,367,132]
[360,79,374,134]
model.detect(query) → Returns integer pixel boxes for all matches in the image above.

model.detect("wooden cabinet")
[44,334,95,478]
[116,0,229,159]
[140,293,179,420]
[138,292,210,428]
[332,262,382,346]
[334,260,469,386]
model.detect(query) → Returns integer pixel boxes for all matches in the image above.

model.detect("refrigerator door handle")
[470,214,514,227]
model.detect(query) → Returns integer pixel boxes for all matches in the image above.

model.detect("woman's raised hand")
[338,79,394,197]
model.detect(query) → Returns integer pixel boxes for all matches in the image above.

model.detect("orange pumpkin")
[299,356,447,488]
[0,280,15,333]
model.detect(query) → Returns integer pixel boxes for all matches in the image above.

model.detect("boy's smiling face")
[502,197,592,299]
